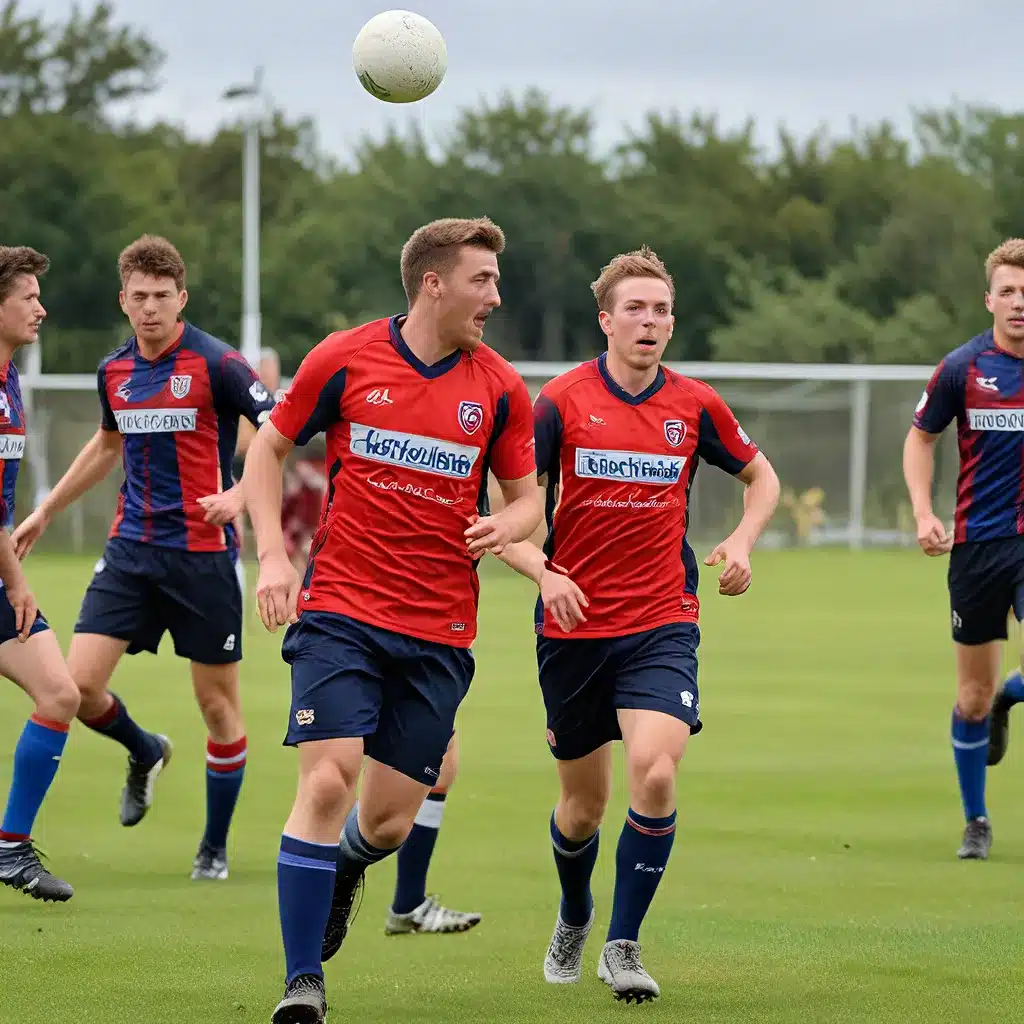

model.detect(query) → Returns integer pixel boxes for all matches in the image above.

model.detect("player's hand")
[540,563,589,633]
[5,580,38,641]
[704,536,752,596]
[198,486,245,526]
[11,507,51,561]
[255,551,301,632]
[464,513,514,557]
[916,512,952,556]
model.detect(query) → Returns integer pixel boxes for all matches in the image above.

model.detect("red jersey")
[282,460,328,558]
[535,352,759,639]
[270,316,535,647]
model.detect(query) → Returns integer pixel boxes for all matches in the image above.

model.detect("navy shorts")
[537,621,702,761]
[74,537,242,664]
[948,536,1024,645]
[0,588,49,645]
[281,611,474,785]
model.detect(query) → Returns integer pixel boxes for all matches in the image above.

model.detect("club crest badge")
[169,374,192,399]
[458,400,484,435]
[664,419,685,447]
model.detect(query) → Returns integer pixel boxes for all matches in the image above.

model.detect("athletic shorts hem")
[613,696,702,733]
[282,726,375,747]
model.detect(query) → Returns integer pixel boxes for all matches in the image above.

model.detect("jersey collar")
[389,315,462,379]
[597,351,665,406]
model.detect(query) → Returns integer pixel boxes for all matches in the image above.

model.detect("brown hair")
[0,246,49,303]
[985,238,1024,286]
[591,246,675,311]
[118,234,187,291]
[400,217,505,304]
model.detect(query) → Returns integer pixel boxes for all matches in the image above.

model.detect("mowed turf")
[1,549,1023,1023]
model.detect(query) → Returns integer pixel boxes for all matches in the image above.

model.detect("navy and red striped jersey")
[914,329,1024,544]
[535,352,760,639]
[0,361,26,531]
[98,323,276,552]
[270,315,536,647]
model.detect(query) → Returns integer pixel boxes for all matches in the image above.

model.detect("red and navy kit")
[273,315,535,785]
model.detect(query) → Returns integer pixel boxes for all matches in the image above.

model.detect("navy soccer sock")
[392,790,446,914]
[952,709,989,821]
[607,809,677,943]
[550,810,599,927]
[1002,670,1024,705]
[82,693,162,765]
[203,737,247,851]
[0,716,69,841]
[278,834,337,982]
[338,803,400,876]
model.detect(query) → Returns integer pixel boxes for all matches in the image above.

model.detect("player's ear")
[177,289,188,313]
[985,290,994,314]
[421,271,442,300]
[597,309,613,338]
[118,291,128,316]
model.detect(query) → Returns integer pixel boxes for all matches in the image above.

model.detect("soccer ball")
[352,10,448,104]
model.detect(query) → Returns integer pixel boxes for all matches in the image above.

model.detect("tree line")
[2,0,1022,374]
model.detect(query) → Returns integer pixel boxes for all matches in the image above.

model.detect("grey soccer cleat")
[271,973,326,1024]
[385,895,482,935]
[957,817,993,860]
[191,842,228,881]
[543,911,594,983]
[0,841,73,902]
[597,939,661,1003]
[120,734,172,827]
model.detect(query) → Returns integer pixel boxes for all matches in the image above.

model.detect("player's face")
[599,277,674,370]
[0,274,45,348]
[985,264,1024,344]
[437,247,501,351]
[119,272,187,346]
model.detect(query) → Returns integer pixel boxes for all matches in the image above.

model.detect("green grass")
[1,549,1023,1023]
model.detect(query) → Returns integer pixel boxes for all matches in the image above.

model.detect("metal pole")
[848,378,870,550]
[240,68,263,369]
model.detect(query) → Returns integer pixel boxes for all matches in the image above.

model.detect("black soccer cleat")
[120,734,172,827]
[957,816,992,860]
[988,685,1014,766]
[0,840,73,902]
[271,973,327,1024]
[190,841,228,881]
[320,867,365,963]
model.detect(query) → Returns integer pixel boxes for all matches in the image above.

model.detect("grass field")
[1,549,1023,1023]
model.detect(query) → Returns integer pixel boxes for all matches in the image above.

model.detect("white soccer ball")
[352,10,447,104]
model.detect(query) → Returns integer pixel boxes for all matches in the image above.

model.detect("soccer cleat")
[988,685,1013,766]
[320,868,365,962]
[384,895,482,935]
[543,911,594,983]
[957,816,993,860]
[119,734,172,827]
[271,973,327,1024]
[597,939,661,1003]
[0,840,73,902]
[190,842,228,881]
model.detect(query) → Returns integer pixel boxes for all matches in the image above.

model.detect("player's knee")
[36,676,81,724]
[559,790,607,838]
[629,750,679,807]
[195,687,243,737]
[957,679,998,720]
[359,807,414,850]
[300,758,356,822]
[435,744,459,791]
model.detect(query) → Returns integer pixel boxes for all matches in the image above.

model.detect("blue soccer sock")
[82,693,162,765]
[1002,670,1024,705]
[278,834,337,982]
[952,709,989,821]
[550,810,599,927]
[1,716,69,841]
[338,803,401,876]
[203,737,247,852]
[392,790,446,914]
[607,809,677,943]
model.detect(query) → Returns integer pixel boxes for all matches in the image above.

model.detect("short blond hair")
[0,246,49,303]
[591,246,675,312]
[985,238,1024,286]
[118,234,186,291]
[400,217,505,304]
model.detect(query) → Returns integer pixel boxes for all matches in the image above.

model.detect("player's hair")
[0,246,49,303]
[118,234,187,291]
[400,217,505,304]
[985,238,1024,286]
[591,246,675,312]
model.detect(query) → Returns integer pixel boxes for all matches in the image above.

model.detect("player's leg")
[386,731,483,935]
[0,613,78,902]
[986,579,1024,766]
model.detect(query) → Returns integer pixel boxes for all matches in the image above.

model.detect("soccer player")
[903,237,1024,861]
[496,247,780,1002]
[241,217,540,1024]
[0,246,79,903]
[12,235,276,881]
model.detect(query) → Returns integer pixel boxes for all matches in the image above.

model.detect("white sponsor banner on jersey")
[967,408,1024,432]
[0,434,25,460]
[114,408,198,433]
[575,447,686,485]
[349,422,480,479]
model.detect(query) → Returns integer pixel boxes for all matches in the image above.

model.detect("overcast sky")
[31,0,1021,160]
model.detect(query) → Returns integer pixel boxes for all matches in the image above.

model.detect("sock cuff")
[952,711,989,745]
[207,736,248,771]
[279,833,338,869]
[340,812,396,865]
[29,714,70,734]
[626,808,677,836]
[550,811,599,855]
[413,794,446,829]
[82,694,120,729]
[426,788,448,801]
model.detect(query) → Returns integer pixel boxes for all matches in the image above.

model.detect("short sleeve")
[217,351,276,428]
[97,364,117,432]
[270,338,348,447]
[489,374,537,481]
[913,359,961,434]
[533,391,563,482]
[694,385,760,475]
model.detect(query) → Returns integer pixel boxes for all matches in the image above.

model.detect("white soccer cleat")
[543,911,594,984]
[597,939,661,1003]
[384,895,482,935]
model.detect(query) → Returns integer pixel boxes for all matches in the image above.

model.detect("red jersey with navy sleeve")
[535,352,759,639]
[270,315,535,647]
[98,322,276,552]
[0,361,26,531]
[914,329,1024,544]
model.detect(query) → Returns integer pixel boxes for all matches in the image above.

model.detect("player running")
[12,235,275,881]
[903,237,1024,861]
[496,247,780,1003]
[0,247,79,903]
[241,217,540,1024]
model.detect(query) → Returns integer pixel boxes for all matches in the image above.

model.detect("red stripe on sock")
[82,696,118,729]
[0,831,29,842]
[428,787,448,797]
[30,714,70,733]
[207,735,247,773]
[207,736,247,758]
[626,818,676,837]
